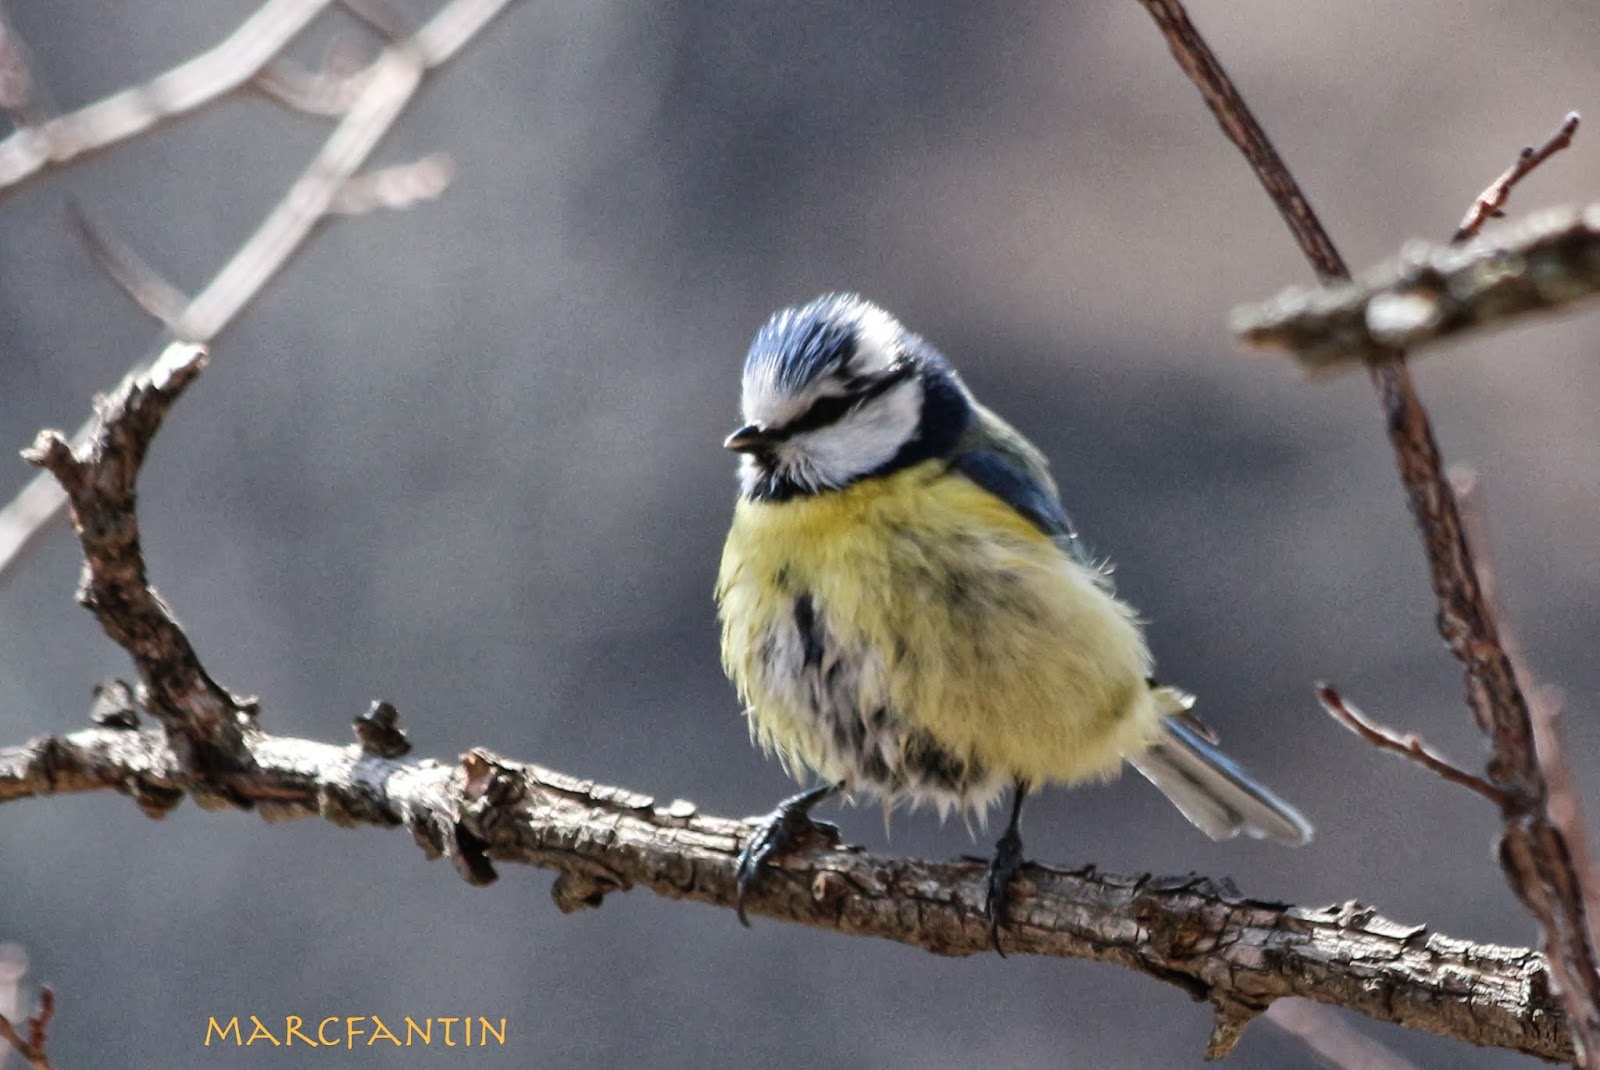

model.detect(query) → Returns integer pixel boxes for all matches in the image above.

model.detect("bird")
[714,293,1311,948]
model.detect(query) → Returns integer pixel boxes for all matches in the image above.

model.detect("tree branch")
[1455,112,1581,244]
[1134,1,1600,1060]
[2,273,1584,1066]
[0,0,333,194]
[1231,205,1600,373]
[1316,686,1507,805]
[0,721,1575,1063]
[0,985,55,1070]
[0,0,514,586]
[21,343,254,777]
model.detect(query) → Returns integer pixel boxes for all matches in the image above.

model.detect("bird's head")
[726,294,971,500]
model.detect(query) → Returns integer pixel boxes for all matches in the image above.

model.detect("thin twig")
[67,201,190,328]
[0,986,54,1070]
[1454,112,1580,244]
[1133,0,1346,283]
[1316,685,1506,805]
[1135,2,1600,1061]
[1453,467,1600,931]
[0,0,517,585]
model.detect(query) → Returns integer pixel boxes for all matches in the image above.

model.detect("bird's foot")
[983,823,1026,956]
[735,783,841,926]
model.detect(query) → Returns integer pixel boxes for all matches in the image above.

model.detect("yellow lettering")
[368,1015,401,1046]
[346,1016,367,1050]
[479,1018,507,1045]
[318,1017,341,1046]
[404,1017,432,1046]
[204,1017,242,1046]
[439,1017,460,1047]
[285,1016,317,1046]
[245,1016,282,1046]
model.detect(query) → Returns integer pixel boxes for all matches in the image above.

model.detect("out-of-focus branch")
[0,0,512,585]
[0,0,333,193]
[1453,467,1600,930]
[330,152,454,215]
[0,986,54,1070]
[0,3,42,128]
[252,56,363,116]
[1264,1000,1419,1070]
[1134,1,1600,1062]
[68,202,189,327]
[1232,206,1600,373]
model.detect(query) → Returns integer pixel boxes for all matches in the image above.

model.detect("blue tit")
[716,293,1311,947]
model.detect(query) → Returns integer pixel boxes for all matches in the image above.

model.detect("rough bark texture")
[1232,207,1600,373]
[0,724,1575,1062]
[4,7,1594,1065]
[1135,1,1600,1062]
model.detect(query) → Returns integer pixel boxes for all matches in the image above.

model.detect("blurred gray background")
[4,1,1600,1066]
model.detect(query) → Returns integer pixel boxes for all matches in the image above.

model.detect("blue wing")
[952,404,1095,569]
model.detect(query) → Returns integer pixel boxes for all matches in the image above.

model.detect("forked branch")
[0,325,1579,1065]
[0,0,514,584]
[1135,0,1600,1061]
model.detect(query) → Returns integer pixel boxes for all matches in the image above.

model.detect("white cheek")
[787,380,922,487]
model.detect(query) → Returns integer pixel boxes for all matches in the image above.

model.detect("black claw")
[983,825,1025,956]
[735,783,841,926]
[982,782,1030,956]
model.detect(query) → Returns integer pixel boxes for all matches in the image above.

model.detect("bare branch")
[330,152,453,215]
[0,722,1575,1062]
[1455,111,1580,244]
[7,274,1584,1065]
[177,0,513,342]
[251,56,363,116]
[0,3,42,128]
[21,343,253,774]
[0,986,54,1070]
[1135,3,1600,1061]
[1133,0,1347,284]
[341,0,415,44]
[1316,686,1506,805]
[0,0,333,194]
[0,0,517,585]
[1232,206,1600,372]
[1265,1000,1419,1070]
[1454,467,1600,933]
[68,201,190,328]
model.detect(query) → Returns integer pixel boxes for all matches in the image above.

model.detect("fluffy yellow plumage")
[718,458,1163,808]
[717,294,1308,938]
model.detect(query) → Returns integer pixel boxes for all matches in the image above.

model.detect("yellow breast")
[716,460,1162,797]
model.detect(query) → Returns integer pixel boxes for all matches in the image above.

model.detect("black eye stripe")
[776,359,915,438]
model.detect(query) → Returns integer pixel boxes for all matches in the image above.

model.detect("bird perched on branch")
[715,294,1311,948]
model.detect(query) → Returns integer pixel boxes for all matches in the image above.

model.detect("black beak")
[723,424,776,453]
